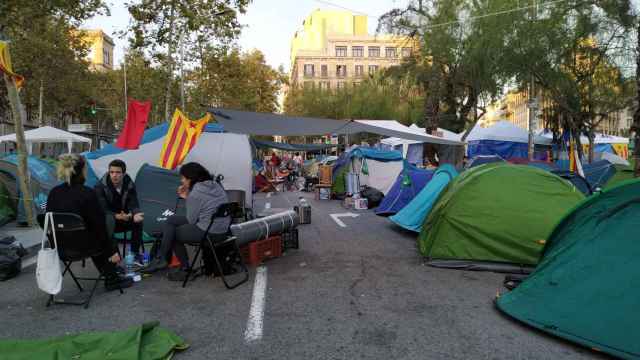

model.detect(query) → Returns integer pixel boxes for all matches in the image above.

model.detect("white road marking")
[329,212,359,227]
[244,266,268,343]
[266,192,272,198]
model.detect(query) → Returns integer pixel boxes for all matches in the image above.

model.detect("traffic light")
[88,101,97,116]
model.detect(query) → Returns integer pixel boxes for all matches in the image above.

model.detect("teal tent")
[496,179,640,360]
[389,164,458,232]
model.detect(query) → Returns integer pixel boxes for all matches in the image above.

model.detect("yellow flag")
[158,109,211,169]
[0,41,24,89]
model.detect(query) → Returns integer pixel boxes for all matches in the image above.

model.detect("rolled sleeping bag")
[230,210,299,246]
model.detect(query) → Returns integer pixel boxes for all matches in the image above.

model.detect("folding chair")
[182,203,249,289]
[37,213,124,309]
[225,190,253,221]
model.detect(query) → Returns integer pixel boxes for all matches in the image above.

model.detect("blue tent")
[389,164,458,232]
[466,155,505,169]
[552,160,616,195]
[375,164,434,216]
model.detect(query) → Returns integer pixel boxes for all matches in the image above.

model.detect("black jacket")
[95,173,141,216]
[46,183,117,255]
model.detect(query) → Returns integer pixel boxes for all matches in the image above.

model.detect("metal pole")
[180,31,185,111]
[123,54,128,119]
[527,0,537,161]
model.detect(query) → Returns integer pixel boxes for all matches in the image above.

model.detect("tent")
[418,163,584,271]
[208,108,462,146]
[0,126,91,154]
[84,122,253,208]
[375,165,434,216]
[551,159,616,195]
[332,147,403,195]
[389,164,458,232]
[466,121,550,160]
[496,179,640,360]
[0,155,59,223]
[465,155,505,169]
[135,164,187,237]
[380,126,461,165]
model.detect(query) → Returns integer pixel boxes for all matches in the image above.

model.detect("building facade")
[80,29,115,71]
[289,10,413,91]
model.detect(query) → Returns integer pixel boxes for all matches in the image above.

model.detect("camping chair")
[37,213,124,309]
[225,190,253,222]
[182,203,249,289]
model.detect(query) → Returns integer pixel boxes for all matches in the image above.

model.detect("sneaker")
[168,268,188,282]
[105,274,134,291]
[133,253,145,267]
[141,258,168,274]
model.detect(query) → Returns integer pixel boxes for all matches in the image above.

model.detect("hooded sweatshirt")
[186,180,230,234]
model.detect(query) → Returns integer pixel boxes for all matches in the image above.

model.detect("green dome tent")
[418,163,584,272]
[496,179,640,360]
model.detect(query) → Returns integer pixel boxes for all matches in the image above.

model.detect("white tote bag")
[36,212,62,295]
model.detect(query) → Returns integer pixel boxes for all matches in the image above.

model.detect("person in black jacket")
[94,159,145,264]
[46,154,132,291]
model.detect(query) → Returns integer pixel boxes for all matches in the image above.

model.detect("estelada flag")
[0,41,25,89]
[115,99,151,149]
[158,109,211,169]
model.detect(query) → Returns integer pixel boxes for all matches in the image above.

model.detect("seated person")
[94,159,144,264]
[255,171,277,193]
[143,162,231,281]
[46,154,133,291]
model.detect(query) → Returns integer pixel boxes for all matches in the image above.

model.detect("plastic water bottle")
[125,252,135,275]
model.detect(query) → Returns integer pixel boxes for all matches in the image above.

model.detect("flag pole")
[123,52,128,122]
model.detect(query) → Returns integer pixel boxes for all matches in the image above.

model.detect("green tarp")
[496,179,640,359]
[418,163,584,270]
[0,321,188,360]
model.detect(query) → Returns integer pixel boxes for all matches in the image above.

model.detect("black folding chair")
[37,213,124,309]
[225,190,253,222]
[182,203,249,289]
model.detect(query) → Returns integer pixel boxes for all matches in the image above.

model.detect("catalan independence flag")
[0,41,24,89]
[159,109,211,169]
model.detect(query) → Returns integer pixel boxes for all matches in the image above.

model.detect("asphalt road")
[0,190,603,359]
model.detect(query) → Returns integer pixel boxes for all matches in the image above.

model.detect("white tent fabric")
[88,133,253,207]
[209,108,463,146]
[466,121,551,145]
[0,126,92,153]
[597,152,630,166]
[351,157,403,195]
[536,130,630,144]
[382,125,461,158]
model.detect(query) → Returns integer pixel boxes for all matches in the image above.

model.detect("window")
[103,49,111,65]
[336,81,346,89]
[352,46,364,57]
[303,64,315,78]
[321,64,328,77]
[368,65,379,75]
[355,65,364,77]
[336,65,347,78]
[401,47,412,57]
[335,46,347,57]
[385,47,397,58]
[368,46,380,58]
[320,81,330,90]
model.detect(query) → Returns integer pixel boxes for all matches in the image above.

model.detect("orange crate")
[240,235,282,267]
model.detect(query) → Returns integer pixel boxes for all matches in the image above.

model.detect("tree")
[189,47,285,114]
[125,0,250,120]
[634,21,640,177]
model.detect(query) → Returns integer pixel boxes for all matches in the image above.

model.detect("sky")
[83,0,411,72]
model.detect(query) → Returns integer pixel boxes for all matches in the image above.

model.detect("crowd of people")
[45,154,231,289]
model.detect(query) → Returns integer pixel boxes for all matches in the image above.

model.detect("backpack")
[0,236,27,281]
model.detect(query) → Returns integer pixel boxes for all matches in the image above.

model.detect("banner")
[158,109,210,169]
[0,41,24,89]
[115,99,151,149]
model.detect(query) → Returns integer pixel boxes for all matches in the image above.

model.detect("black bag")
[0,236,26,281]
[360,186,384,208]
[201,238,236,276]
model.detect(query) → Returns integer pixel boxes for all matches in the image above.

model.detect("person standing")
[95,159,145,264]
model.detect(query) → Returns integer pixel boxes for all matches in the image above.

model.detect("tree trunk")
[588,129,595,164]
[3,73,35,226]
[633,23,640,177]
[164,48,174,121]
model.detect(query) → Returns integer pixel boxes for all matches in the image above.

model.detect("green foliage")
[189,47,286,114]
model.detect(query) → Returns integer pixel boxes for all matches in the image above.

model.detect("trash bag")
[361,186,384,208]
[0,236,27,281]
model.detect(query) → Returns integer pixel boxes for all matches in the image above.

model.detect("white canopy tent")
[467,121,552,145]
[208,108,463,146]
[0,126,92,154]
[536,129,629,144]
[381,125,462,158]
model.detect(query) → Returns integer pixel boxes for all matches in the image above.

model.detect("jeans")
[159,216,207,269]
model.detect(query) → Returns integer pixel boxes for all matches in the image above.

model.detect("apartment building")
[80,29,115,71]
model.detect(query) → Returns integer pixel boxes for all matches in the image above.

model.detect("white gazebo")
[0,126,92,154]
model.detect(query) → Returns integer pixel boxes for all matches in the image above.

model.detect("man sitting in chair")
[94,159,145,265]
[46,154,133,291]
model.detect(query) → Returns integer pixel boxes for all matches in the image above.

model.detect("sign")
[68,124,92,132]
[330,133,339,145]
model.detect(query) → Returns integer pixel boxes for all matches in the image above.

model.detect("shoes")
[168,268,188,282]
[141,258,168,273]
[105,274,134,291]
[133,253,145,267]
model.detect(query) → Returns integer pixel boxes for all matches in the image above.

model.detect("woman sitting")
[143,162,230,281]
[45,154,133,291]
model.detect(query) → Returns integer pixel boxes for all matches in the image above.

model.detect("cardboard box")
[354,198,368,210]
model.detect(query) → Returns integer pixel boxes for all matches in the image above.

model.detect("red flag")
[115,99,151,149]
